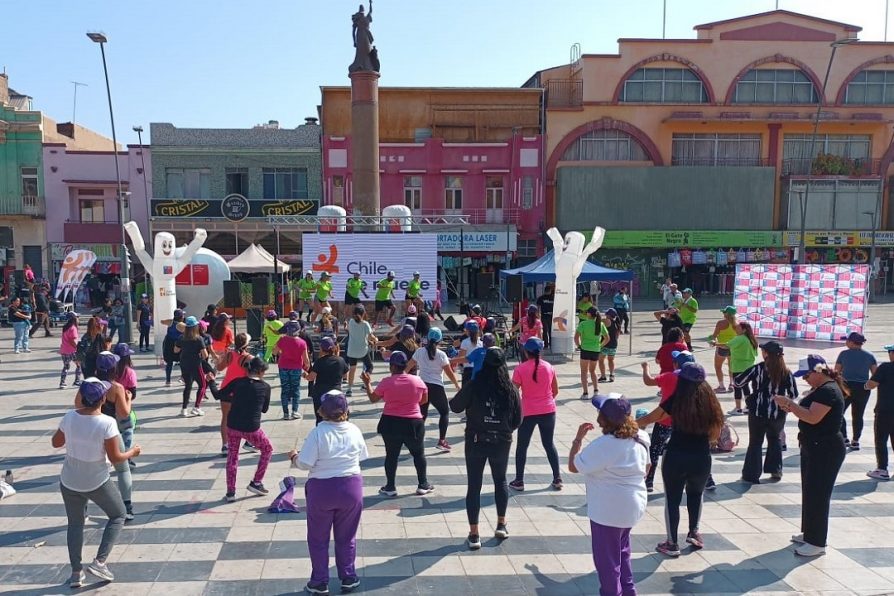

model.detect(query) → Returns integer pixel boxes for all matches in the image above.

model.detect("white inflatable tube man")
[124,222,207,356]
[547,226,605,357]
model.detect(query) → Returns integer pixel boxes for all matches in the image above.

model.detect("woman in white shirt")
[568,394,650,596]
[407,328,460,452]
[51,378,142,588]
[289,390,368,595]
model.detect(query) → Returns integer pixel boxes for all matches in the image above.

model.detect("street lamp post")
[133,126,150,289]
[863,209,879,302]
[87,31,134,344]
[796,37,859,264]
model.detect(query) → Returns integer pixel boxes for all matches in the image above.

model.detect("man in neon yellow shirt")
[374,271,396,327]
[404,271,423,316]
[296,272,317,322]
[342,271,368,323]
[673,288,699,350]
[311,272,333,324]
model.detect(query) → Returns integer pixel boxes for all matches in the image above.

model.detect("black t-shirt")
[34,293,49,312]
[605,319,621,349]
[138,304,152,325]
[536,294,554,316]
[798,381,845,440]
[8,305,24,322]
[660,314,685,343]
[661,393,711,453]
[871,362,894,414]
[310,355,349,398]
[176,337,206,370]
[221,377,270,432]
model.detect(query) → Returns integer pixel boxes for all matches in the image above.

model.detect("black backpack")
[75,334,92,363]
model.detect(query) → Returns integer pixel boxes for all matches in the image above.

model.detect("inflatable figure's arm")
[173,228,208,276]
[547,227,566,267]
[124,222,153,271]
[581,227,606,262]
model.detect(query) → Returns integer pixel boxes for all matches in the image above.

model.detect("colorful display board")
[734,264,868,341]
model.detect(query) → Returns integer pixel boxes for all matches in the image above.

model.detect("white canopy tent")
[227,243,291,273]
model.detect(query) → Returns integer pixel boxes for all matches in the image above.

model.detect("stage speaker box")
[475,273,494,299]
[505,275,523,302]
[251,277,269,305]
[246,308,264,339]
[223,280,242,308]
[443,316,460,332]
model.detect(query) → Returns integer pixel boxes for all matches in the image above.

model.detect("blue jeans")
[279,368,302,416]
[13,321,30,351]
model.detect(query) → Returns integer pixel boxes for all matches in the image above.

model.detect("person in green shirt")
[374,271,397,327]
[574,306,609,400]
[342,271,369,324]
[710,306,740,394]
[296,272,317,322]
[727,321,758,415]
[673,288,699,350]
[404,271,423,316]
[262,310,285,363]
[311,272,333,324]
[576,293,594,320]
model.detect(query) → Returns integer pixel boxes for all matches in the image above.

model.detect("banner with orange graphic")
[55,249,97,302]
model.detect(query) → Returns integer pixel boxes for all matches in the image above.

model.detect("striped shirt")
[735,362,798,419]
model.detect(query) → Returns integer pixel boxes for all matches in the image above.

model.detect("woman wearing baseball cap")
[774,354,846,557]
[455,321,483,386]
[569,394,650,596]
[510,305,543,363]
[52,378,142,587]
[406,328,460,452]
[174,316,209,417]
[709,306,740,394]
[636,362,724,556]
[734,341,798,484]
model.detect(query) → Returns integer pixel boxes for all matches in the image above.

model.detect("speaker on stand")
[252,277,269,306]
[505,274,523,302]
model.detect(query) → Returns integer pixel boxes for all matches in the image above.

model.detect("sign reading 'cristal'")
[151,198,318,218]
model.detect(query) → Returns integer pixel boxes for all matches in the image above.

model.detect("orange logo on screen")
[313,245,340,273]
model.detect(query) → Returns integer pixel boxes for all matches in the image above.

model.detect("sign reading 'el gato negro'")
[151,198,318,219]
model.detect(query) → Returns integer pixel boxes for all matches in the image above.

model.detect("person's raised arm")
[568,422,594,473]
[641,362,659,387]
[104,436,141,464]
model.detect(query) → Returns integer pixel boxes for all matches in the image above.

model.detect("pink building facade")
[43,143,152,275]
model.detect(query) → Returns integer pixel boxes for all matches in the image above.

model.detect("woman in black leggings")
[407,328,460,452]
[637,363,724,557]
[449,348,522,550]
[173,317,208,417]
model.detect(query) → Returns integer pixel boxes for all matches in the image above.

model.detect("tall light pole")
[87,31,134,343]
[863,209,879,302]
[132,125,150,217]
[796,37,859,264]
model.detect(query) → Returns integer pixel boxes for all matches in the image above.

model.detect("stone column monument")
[349,1,381,218]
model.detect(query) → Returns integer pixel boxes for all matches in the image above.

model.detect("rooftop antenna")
[71,81,88,124]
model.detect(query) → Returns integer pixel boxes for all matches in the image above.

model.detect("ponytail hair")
[740,322,758,349]
[532,350,541,382]
[823,368,851,398]
[469,328,480,344]
[234,333,250,352]
[426,338,438,361]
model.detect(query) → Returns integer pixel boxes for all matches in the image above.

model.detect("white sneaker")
[191,408,205,416]
[867,469,891,481]
[790,533,805,544]
[180,408,189,417]
[794,542,826,557]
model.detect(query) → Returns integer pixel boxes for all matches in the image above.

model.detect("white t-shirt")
[460,338,482,369]
[294,421,369,479]
[573,430,650,529]
[58,410,119,492]
[347,319,373,359]
[412,347,450,386]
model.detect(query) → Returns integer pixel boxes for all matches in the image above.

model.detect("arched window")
[620,68,708,103]
[844,70,894,104]
[733,69,818,104]
[561,129,649,161]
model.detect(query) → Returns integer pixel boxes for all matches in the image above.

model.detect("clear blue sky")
[4,0,889,144]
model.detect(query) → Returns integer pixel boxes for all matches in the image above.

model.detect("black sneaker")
[305,581,330,595]
[247,481,268,496]
[705,477,717,491]
[340,577,360,592]
[467,533,482,550]
[850,441,861,451]
[224,492,236,503]
[646,482,654,493]
[495,523,509,539]
[416,482,435,496]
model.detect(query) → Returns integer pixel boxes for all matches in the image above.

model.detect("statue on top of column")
[350,1,380,73]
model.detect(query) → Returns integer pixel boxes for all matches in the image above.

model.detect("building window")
[263,168,308,200]
[485,176,504,210]
[79,199,105,223]
[403,176,422,210]
[621,68,708,103]
[225,168,248,196]
[733,69,818,104]
[782,134,871,175]
[21,167,38,197]
[521,176,534,209]
[787,180,879,230]
[517,239,538,257]
[562,129,649,161]
[331,175,345,206]
[845,70,894,104]
[166,168,211,199]
[672,134,762,166]
[444,176,463,211]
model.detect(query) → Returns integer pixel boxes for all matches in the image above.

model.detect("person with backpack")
[636,363,725,556]
[449,347,522,549]
[59,313,82,389]
[407,328,460,452]
[734,340,798,484]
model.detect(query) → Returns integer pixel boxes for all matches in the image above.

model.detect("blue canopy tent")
[500,250,636,355]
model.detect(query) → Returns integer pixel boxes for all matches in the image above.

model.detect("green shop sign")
[581,230,783,248]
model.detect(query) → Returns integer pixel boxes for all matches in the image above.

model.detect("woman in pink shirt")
[361,351,433,497]
[59,312,82,389]
[511,305,543,363]
[510,337,562,491]
[273,321,310,420]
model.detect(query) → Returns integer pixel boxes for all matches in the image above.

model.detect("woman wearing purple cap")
[835,332,878,450]
[306,337,349,425]
[53,378,142,588]
[636,362,724,557]
[289,390,368,595]
[569,394,649,596]
[774,355,846,557]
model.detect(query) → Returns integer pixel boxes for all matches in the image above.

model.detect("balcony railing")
[781,156,881,177]
[411,208,519,224]
[671,157,771,167]
[0,195,46,217]
[546,79,583,109]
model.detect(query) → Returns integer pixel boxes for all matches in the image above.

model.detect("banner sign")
[583,230,782,248]
[151,198,318,219]
[50,243,119,262]
[301,233,437,299]
[436,231,517,252]
[786,230,894,248]
[734,264,868,341]
[55,250,97,301]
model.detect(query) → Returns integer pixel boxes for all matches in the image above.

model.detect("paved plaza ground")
[2,299,894,595]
